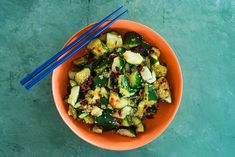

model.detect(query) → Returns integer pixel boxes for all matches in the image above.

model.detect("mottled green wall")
[0,0,234,156]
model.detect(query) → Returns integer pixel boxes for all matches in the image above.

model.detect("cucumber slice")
[75,68,91,85]
[123,51,144,65]
[128,71,141,89]
[95,109,117,129]
[149,52,159,65]
[112,56,124,73]
[78,112,89,119]
[85,87,102,105]
[136,122,144,132]
[68,105,77,119]
[124,63,132,73]
[73,102,81,108]
[87,38,109,56]
[121,106,133,117]
[140,66,156,83]
[99,33,107,42]
[100,87,108,98]
[109,92,120,108]
[112,106,132,119]
[156,77,172,103]
[116,98,129,109]
[152,64,167,78]
[91,106,103,117]
[109,92,130,109]
[69,80,77,87]
[92,125,103,133]
[116,128,136,137]
[145,56,151,69]
[68,71,76,80]
[151,47,161,58]
[123,31,142,48]
[143,84,158,101]
[107,77,115,89]
[118,75,134,97]
[135,100,156,118]
[68,86,80,106]
[121,117,131,127]
[106,32,123,52]
[99,31,119,42]
[132,116,141,125]
[113,47,126,54]
[83,115,94,124]
[73,56,88,66]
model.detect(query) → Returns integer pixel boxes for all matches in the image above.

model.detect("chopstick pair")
[20,6,128,90]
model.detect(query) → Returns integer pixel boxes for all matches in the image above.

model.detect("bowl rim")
[52,19,183,150]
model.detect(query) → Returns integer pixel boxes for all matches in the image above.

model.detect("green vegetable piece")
[152,64,167,78]
[87,38,109,56]
[135,100,156,118]
[113,47,126,54]
[118,75,134,97]
[143,84,158,101]
[83,115,94,124]
[128,71,141,89]
[123,31,142,48]
[107,78,115,89]
[68,86,80,106]
[92,76,108,88]
[75,68,91,85]
[121,117,131,127]
[141,41,152,51]
[68,71,76,80]
[69,80,77,87]
[123,51,144,65]
[95,109,117,129]
[112,56,124,73]
[149,52,159,65]
[68,105,77,119]
[95,59,108,74]
[132,116,141,125]
[106,32,123,52]
[116,127,136,137]
[156,77,172,103]
[140,66,156,83]
[100,97,109,105]
[73,56,88,66]
[136,122,144,132]
[78,112,89,119]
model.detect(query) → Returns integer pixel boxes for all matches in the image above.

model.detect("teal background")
[0,0,235,156]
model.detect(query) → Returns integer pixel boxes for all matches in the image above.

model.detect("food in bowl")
[65,31,172,137]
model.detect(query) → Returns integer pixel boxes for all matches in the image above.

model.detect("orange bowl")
[52,20,183,150]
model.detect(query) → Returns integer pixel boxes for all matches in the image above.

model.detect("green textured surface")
[0,0,235,156]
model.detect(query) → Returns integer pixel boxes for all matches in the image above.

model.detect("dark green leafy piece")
[100,97,109,105]
[92,76,108,89]
[94,58,108,74]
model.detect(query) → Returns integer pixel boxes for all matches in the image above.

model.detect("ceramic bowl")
[52,20,182,150]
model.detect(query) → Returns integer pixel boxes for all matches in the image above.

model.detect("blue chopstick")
[20,6,124,85]
[24,9,128,90]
